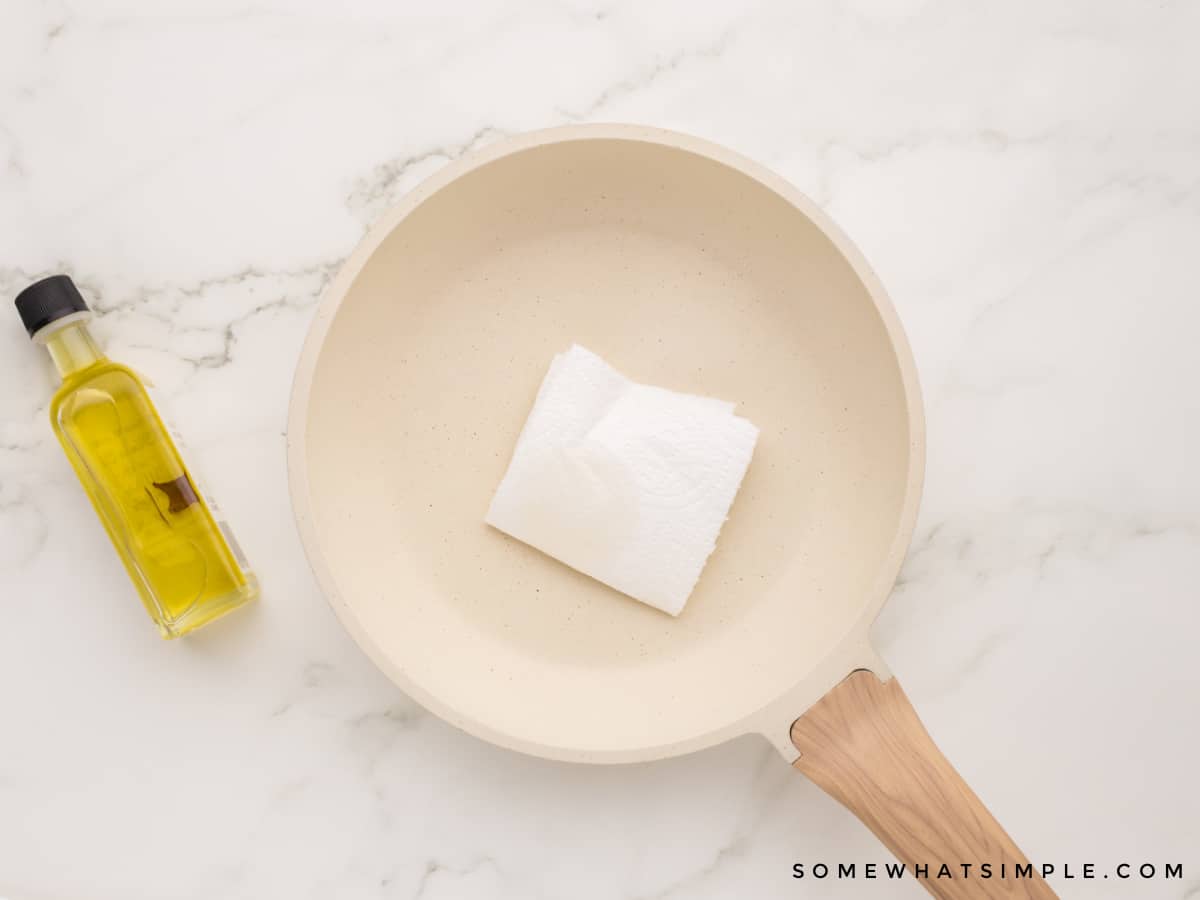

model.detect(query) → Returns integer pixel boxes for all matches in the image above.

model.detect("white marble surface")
[2,2,1198,898]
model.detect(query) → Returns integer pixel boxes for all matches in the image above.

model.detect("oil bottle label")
[142,381,251,573]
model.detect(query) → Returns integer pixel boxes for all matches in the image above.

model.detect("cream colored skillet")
[288,125,1056,899]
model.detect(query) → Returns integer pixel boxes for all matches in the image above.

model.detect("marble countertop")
[2,2,1198,898]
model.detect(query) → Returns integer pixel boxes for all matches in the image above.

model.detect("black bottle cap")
[14,274,90,338]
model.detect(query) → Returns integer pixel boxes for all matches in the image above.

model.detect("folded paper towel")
[486,345,759,615]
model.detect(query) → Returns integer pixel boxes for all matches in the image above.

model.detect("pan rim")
[286,123,926,764]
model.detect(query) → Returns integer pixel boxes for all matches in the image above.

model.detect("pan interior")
[303,137,913,757]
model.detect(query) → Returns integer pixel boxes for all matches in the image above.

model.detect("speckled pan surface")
[287,125,924,763]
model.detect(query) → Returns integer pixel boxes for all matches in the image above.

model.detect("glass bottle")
[15,275,258,637]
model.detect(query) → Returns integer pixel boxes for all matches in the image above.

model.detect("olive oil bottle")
[15,275,257,637]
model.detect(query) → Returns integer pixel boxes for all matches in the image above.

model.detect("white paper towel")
[486,345,759,615]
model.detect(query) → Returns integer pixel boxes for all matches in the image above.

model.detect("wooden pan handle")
[791,670,1056,899]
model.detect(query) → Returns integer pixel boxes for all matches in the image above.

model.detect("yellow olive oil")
[17,275,257,637]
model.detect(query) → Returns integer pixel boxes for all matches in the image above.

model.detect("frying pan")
[288,125,1056,899]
